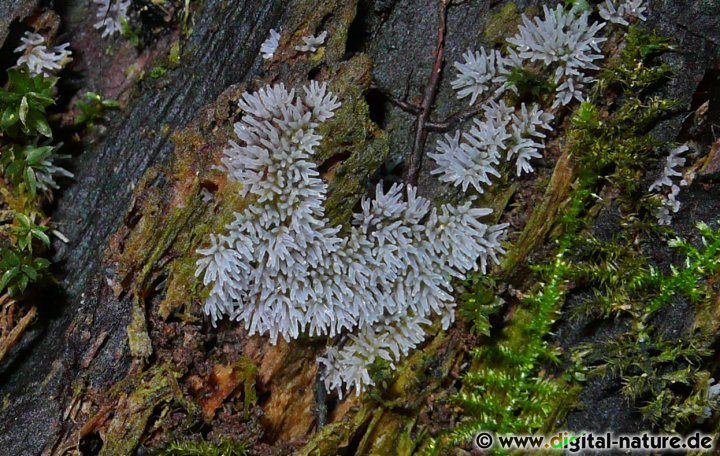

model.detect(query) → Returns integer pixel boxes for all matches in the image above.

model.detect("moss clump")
[596,27,675,94]
[73,91,120,128]
[505,66,557,103]
[457,275,503,338]
[149,66,168,79]
[571,30,677,219]
[155,438,248,456]
[439,189,586,451]
[0,68,62,297]
[541,27,718,433]
[499,25,677,272]
[483,3,522,46]
[427,26,686,453]
[100,366,188,456]
[573,223,720,431]
[168,40,182,67]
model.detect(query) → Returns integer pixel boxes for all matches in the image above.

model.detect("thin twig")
[426,105,485,132]
[404,0,449,186]
[389,97,421,115]
[0,304,36,364]
[370,83,421,115]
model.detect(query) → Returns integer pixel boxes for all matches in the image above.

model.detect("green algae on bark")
[500,149,575,277]
[318,54,390,227]
[281,0,358,65]
[99,366,188,456]
[483,3,521,47]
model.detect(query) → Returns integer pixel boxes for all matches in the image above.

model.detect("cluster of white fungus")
[447,4,642,111]
[433,2,647,194]
[430,100,553,192]
[195,82,508,395]
[14,31,72,77]
[199,0,666,397]
[506,5,607,108]
[599,0,648,26]
[649,145,689,226]
[93,0,131,38]
[295,31,327,53]
[451,48,517,105]
[260,29,281,60]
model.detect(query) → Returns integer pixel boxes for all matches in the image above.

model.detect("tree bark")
[0,0,719,455]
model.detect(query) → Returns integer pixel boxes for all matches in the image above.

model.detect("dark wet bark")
[0,1,286,453]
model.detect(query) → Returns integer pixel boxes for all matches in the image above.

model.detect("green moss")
[388,332,456,405]
[513,27,719,433]
[121,17,141,47]
[149,66,168,79]
[457,275,503,338]
[128,297,153,358]
[155,438,248,456]
[483,3,521,46]
[231,357,258,419]
[285,0,356,64]
[504,66,556,103]
[114,120,251,322]
[356,411,420,456]
[168,41,182,67]
[500,150,575,275]
[572,223,720,431]
[565,0,592,13]
[301,333,458,455]
[0,68,63,296]
[441,191,586,451]
[298,406,375,456]
[477,180,516,224]
[429,26,686,453]
[580,328,714,432]
[596,27,675,94]
[150,183,248,318]
[100,366,182,456]
[572,28,678,216]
